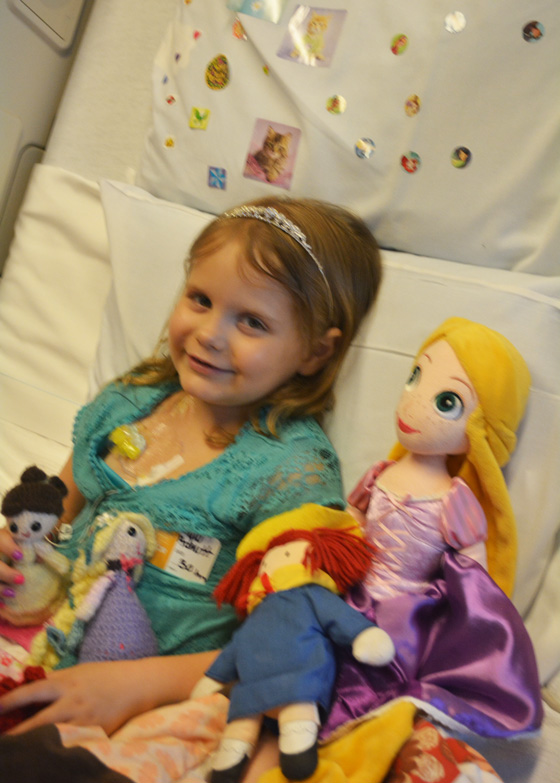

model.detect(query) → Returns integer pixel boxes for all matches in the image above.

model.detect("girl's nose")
[197,315,226,351]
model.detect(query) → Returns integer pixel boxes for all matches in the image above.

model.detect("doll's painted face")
[395,339,478,456]
[8,510,58,545]
[104,519,149,562]
[258,540,309,577]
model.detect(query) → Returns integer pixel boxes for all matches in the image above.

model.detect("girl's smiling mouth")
[188,353,232,375]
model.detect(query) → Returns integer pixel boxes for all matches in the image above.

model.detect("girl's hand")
[0,526,24,594]
[0,660,144,736]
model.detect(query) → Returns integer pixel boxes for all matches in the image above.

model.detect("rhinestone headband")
[223,205,333,312]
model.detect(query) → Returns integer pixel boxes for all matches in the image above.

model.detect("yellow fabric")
[237,504,363,560]
[246,563,339,613]
[389,317,531,596]
[259,702,416,783]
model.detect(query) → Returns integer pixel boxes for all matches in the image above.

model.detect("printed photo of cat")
[244,119,301,190]
[278,6,347,68]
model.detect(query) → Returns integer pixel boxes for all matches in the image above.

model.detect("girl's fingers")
[0,679,56,713]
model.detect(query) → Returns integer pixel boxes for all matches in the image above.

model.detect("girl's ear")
[298,327,342,376]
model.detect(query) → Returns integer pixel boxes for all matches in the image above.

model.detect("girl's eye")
[240,314,267,332]
[433,391,464,420]
[31,521,42,532]
[188,291,211,309]
[405,365,421,389]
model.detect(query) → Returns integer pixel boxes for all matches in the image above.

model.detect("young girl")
[321,317,543,742]
[0,195,381,738]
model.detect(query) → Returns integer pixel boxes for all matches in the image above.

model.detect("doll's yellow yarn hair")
[389,317,531,597]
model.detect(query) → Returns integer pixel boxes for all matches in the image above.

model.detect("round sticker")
[206,54,230,90]
[451,147,471,168]
[523,21,545,42]
[401,152,421,173]
[232,19,247,40]
[391,34,408,55]
[405,94,421,116]
[444,12,467,33]
[326,95,347,115]
[355,138,376,159]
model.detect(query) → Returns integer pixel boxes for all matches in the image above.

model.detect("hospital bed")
[0,1,559,780]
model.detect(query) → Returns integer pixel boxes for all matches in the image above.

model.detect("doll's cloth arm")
[33,542,70,574]
[347,461,393,514]
[75,572,116,622]
[310,586,380,647]
[441,478,488,567]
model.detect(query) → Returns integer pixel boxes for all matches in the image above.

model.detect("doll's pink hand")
[352,626,395,666]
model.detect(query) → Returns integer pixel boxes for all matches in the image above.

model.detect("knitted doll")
[192,503,395,783]
[29,511,158,669]
[322,317,543,741]
[0,466,70,626]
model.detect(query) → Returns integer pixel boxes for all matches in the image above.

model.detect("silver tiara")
[223,205,333,311]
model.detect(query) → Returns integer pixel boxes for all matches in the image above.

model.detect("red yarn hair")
[214,526,375,618]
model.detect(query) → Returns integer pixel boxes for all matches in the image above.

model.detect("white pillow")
[0,164,111,492]
[91,180,214,393]
[137,0,560,275]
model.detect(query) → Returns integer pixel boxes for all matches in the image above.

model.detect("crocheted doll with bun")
[0,466,70,626]
[192,503,395,783]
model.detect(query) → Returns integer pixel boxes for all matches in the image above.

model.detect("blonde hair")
[122,196,381,436]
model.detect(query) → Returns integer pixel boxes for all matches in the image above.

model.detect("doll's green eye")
[405,366,421,389]
[433,391,464,420]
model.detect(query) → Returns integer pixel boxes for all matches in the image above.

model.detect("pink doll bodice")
[358,462,487,600]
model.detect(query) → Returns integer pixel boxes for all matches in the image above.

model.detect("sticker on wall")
[405,94,421,116]
[166,95,176,105]
[208,167,227,190]
[206,54,230,89]
[451,147,471,168]
[228,0,289,23]
[401,152,421,173]
[444,12,467,34]
[391,34,408,55]
[278,6,347,67]
[244,119,302,189]
[189,107,211,129]
[355,138,376,159]
[326,95,347,114]
[164,137,175,149]
[232,18,247,40]
[523,21,545,42]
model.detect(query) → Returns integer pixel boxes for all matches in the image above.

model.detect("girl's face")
[168,236,318,422]
[395,339,478,456]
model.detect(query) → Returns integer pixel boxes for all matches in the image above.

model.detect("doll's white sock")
[213,738,254,770]
[279,720,319,755]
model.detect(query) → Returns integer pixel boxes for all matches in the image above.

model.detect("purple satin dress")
[321,463,543,741]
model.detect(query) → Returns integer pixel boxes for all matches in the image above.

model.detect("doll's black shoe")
[279,719,319,780]
[210,756,250,783]
[279,743,318,780]
[210,738,252,783]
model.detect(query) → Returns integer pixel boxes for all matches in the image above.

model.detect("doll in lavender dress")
[322,318,543,741]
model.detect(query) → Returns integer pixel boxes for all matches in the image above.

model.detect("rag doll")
[253,126,292,182]
[30,511,158,668]
[322,317,544,742]
[0,466,69,626]
[192,503,395,783]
